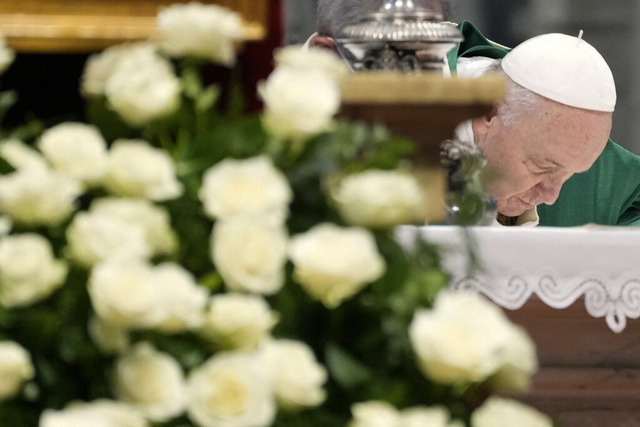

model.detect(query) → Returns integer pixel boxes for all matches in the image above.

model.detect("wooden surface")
[340,72,504,163]
[506,297,640,367]
[504,297,640,427]
[0,0,268,52]
[339,72,504,223]
[341,72,506,106]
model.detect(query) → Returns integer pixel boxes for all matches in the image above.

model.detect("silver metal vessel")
[335,0,463,73]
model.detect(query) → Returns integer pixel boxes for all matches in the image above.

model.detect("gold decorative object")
[0,0,268,52]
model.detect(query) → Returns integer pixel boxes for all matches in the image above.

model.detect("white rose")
[81,42,158,97]
[39,399,148,427]
[332,170,426,228]
[349,401,401,427]
[187,351,275,427]
[0,35,14,75]
[408,291,517,384]
[152,262,208,333]
[66,210,150,268]
[288,223,385,308]
[401,406,464,427]
[349,402,462,427]
[156,3,245,65]
[0,138,47,169]
[261,339,327,411]
[200,293,277,351]
[0,215,11,236]
[88,259,163,329]
[274,46,349,84]
[0,165,82,227]
[104,50,180,126]
[0,340,34,401]
[0,233,67,308]
[471,397,553,427]
[88,316,130,355]
[260,66,341,141]
[199,155,292,224]
[487,325,538,393]
[91,198,177,257]
[38,122,108,186]
[114,342,187,422]
[104,139,183,201]
[211,217,287,295]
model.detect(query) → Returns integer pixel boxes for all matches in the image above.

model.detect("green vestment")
[448,21,640,227]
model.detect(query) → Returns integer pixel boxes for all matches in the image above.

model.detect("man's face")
[473,102,612,217]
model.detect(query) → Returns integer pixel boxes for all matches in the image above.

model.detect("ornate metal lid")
[338,2,462,43]
[334,0,463,73]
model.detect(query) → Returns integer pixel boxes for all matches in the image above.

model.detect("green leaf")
[181,64,204,100]
[0,90,17,124]
[164,194,214,276]
[274,408,348,426]
[0,155,14,174]
[7,119,45,142]
[0,401,40,426]
[179,115,266,172]
[325,343,372,390]
[198,271,222,292]
[85,97,136,142]
[320,119,417,174]
[225,73,247,117]
[411,269,449,303]
[195,85,221,114]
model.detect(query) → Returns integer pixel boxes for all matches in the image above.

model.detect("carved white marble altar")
[396,225,640,333]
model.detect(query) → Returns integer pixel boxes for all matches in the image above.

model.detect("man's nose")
[537,177,564,205]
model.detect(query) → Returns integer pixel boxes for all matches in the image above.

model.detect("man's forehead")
[521,117,609,172]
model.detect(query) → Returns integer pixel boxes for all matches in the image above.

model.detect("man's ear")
[473,106,499,138]
[309,35,339,51]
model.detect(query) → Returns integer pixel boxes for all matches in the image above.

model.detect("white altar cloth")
[395,225,640,333]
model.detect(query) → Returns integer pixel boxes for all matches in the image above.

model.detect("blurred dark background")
[2,0,638,154]
[284,0,640,154]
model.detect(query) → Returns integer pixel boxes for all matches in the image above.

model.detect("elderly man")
[309,1,640,227]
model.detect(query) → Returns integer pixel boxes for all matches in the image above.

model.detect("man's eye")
[531,163,554,174]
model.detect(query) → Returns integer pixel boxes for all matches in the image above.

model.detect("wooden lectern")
[340,71,505,223]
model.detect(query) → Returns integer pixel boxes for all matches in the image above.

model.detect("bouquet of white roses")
[0,3,553,427]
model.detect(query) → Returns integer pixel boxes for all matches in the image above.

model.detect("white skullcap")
[501,32,616,112]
